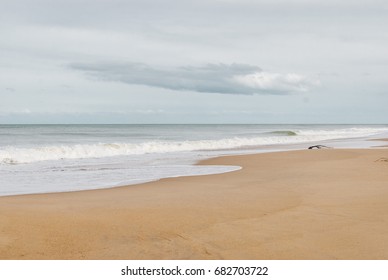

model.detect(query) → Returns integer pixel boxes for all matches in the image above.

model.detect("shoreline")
[1,138,386,198]
[1,148,388,259]
[1,128,388,197]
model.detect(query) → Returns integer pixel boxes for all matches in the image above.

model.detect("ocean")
[1,124,388,196]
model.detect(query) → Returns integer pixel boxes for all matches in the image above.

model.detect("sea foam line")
[1,126,388,164]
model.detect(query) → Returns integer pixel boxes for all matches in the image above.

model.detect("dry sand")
[1,149,388,260]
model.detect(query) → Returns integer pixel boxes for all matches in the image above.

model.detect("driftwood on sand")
[308,145,332,149]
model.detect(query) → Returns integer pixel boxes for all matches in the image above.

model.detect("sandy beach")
[1,148,388,260]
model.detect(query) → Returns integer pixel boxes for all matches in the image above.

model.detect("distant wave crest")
[269,130,298,136]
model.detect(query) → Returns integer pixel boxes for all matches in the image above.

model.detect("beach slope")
[1,149,388,259]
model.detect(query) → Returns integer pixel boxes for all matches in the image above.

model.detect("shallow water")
[1,124,387,196]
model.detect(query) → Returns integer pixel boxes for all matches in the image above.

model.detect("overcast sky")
[1,0,387,124]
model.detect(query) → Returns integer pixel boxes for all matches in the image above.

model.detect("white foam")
[1,126,388,164]
[1,125,388,196]
[296,127,388,137]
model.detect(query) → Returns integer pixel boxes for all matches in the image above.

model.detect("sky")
[1,0,388,124]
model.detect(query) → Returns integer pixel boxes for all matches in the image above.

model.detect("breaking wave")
[1,127,387,164]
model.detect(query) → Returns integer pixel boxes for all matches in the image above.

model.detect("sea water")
[1,124,388,196]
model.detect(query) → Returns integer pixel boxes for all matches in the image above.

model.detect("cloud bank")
[70,62,319,95]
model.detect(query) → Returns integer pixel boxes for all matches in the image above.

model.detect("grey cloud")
[3,0,387,26]
[70,62,318,95]
[2,0,388,123]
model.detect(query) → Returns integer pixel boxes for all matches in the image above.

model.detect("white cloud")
[233,72,320,93]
